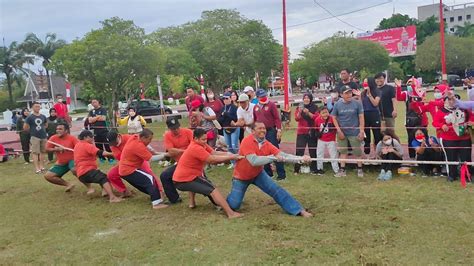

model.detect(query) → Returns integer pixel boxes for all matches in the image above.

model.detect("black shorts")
[174,176,215,196]
[79,169,108,186]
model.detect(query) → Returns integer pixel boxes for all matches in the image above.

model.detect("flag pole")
[439,0,447,84]
[282,0,290,112]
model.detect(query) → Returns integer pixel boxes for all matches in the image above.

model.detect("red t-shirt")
[46,134,78,165]
[185,95,205,111]
[163,128,193,162]
[173,141,213,182]
[205,100,224,120]
[74,140,99,177]
[110,134,132,161]
[233,135,280,181]
[119,135,152,176]
[314,116,337,142]
[53,102,68,119]
[0,144,5,157]
[432,107,471,141]
[253,101,282,129]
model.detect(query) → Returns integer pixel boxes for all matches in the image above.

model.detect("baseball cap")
[191,99,201,109]
[106,131,119,146]
[342,86,352,94]
[238,94,249,102]
[256,89,267,98]
[166,116,180,130]
[243,86,254,93]
[223,92,232,98]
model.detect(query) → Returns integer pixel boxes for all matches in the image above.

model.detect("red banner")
[357,25,416,57]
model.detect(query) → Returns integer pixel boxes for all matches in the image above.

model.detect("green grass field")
[2,160,474,264]
[1,90,473,264]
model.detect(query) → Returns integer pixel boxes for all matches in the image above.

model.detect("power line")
[272,0,393,30]
[312,0,367,32]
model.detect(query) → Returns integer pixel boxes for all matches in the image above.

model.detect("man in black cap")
[159,116,194,203]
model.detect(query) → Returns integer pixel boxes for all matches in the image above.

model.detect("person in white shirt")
[233,94,255,135]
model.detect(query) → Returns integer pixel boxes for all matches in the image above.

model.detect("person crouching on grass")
[226,122,313,218]
[43,122,77,192]
[172,128,244,219]
[375,131,404,181]
[118,129,169,210]
[74,130,122,203]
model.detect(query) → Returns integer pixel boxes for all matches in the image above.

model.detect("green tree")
[455,22,474,37]
[149,9,282,90]
[294,36,390,80]
[376,13,417,30]
[0,42,33,104]
[415,33,474,73]
[52,18,165,125]
[19,33,66,96]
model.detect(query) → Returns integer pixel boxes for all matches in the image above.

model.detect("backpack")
[406,108,421,128]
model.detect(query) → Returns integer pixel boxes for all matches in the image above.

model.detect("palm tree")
[20,33,66,97]
[0,42,33,104]
[454,22,474,37]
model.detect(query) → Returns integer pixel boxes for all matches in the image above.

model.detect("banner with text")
[357,25,416,57]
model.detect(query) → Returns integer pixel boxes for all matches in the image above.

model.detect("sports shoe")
[334,169,346,177]
[384,170,392,180]
[357,168,364,178]
[315,169,325,176]
[227,164,234,170]
[377,169,386,180]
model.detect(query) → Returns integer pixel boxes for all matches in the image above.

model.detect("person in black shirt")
[87,99,112,162]
[375,72,399,142]
[335,68,359,94]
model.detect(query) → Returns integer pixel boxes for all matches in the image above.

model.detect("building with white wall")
[418,2,474,33]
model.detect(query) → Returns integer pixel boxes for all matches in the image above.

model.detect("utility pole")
[439,0,447,84]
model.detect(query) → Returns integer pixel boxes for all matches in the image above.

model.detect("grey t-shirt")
[25,113,48,139]
[331,99,364,136]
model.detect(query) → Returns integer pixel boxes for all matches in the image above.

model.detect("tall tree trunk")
[6,74,13,104]
[110,88,118,128]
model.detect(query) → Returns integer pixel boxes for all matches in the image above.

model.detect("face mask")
[407,86,413,93]
[259,97,268,104]
[384,139,392,145]
[362,82,368,88]
[330,93,338,99]
[434,92,442,99]
[129,112,136,117]
[415,135,425,142]
[207,94,214,99]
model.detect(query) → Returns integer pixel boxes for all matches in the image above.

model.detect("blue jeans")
[226,170,303,215]
[264,127,286,178]
[224,127,240,164]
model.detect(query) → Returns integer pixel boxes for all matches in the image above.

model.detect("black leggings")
[380,152,402,171]
[160,164,180,203]
[441,139,472,180]
[294,134,317,173]
[20,133,30,163]
[364,111,382,155]
[416,149,444,175]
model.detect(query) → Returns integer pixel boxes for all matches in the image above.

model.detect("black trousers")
[364,111,382,155]
[294,134,317,173]
[442,139,472,180]
[159,164,180,203]
[407,127,428,158]
[380,152,402,171]
[20,133,30,163]
[416,149,444,174]
[94,130,111,159]
[239,127,245,143]
[123,169,162,205]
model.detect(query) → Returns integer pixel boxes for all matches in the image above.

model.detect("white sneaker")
[227,164,234,170]
[334,169,346,177]
[357,169,364,178]
[377,169,386,180]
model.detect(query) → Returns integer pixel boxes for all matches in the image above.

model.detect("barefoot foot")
[109,197,123,203]
[228,212,244,219]
[65,183,75,192]
[153,203,169,210]
[300,210,313,218]
[86,188,96,195]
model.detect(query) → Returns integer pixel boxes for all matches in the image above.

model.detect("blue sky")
[0,0,470,61]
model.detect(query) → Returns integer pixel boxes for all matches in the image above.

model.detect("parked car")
[121,99,172,117]
[437,74,463,87]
